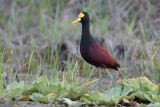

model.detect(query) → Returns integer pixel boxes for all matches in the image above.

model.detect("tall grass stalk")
[26,43,34,80]
[152,46,159,82]
[0,48,5,95]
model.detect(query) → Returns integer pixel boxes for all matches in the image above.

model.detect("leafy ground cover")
[0,76,160,106]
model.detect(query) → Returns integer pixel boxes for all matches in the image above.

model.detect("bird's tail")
[112,62,120,71]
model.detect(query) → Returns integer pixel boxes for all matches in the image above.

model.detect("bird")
[72,12,120,93]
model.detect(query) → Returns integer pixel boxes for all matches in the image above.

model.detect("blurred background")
[0,0,160,87]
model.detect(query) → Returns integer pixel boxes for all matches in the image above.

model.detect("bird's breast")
[80,47,90,62]
[80,47,94,66]
[80,44,102,68]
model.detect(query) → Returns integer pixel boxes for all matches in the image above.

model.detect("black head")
[72,12,90,24]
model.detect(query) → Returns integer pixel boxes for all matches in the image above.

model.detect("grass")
[0,0,160,99]
[0,48,5,95]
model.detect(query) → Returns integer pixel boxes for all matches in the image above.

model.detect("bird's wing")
[88,42,116,68]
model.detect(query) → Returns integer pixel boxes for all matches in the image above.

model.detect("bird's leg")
[106,69,113,94]
[89,68,103,92]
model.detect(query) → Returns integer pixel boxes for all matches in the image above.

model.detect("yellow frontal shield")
[78,12,85,18]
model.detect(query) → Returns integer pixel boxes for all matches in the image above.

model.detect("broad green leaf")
[105,86,133,100]
[88,91,116,105]
[32,76,70,97]
[119,77,158,91]
[129,91,160,103]
[119,77,159,103]
[147,102,160,107]
[32,76,49,95]
[62,98,83,106]
[81,97,97,105]
[144,93,160,103]
[47,84,60,95]
[22,84,34,96]
[22,76,70,98]
[139,102,160,107]
[6,81,26,96]
[56,83,69,98]
[83,86,133,105]
[68,87,88,100]
[29,93,55,103]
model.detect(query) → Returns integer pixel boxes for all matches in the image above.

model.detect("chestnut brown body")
[80,42,120,70]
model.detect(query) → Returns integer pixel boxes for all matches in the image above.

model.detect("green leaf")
[105,86,133,100]
[68,87,88,100]
[119,77,158,91]
[119,77,159,103]
[62,98,83,106]
[81,97,96,105]
[82,86,132,105]
[21,76,70,98]
[56,83,69,98]
[139,102,160,107]
[144,93,160,103]
[147,102,160,107]
[29,93,55,103]
[6,81,26,96]
[129,91,160,103]
[32,76,49,95]
[46,83,69,98]
[22,84,34,96]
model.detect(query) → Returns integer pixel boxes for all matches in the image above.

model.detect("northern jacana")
[72,12,120,93]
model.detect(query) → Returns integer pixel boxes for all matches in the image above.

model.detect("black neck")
[80,22,95,48]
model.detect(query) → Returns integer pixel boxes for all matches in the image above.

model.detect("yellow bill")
[72,12,85,24]
[72,19,79,24]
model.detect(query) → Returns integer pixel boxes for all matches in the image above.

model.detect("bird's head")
[72,12,89,24]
